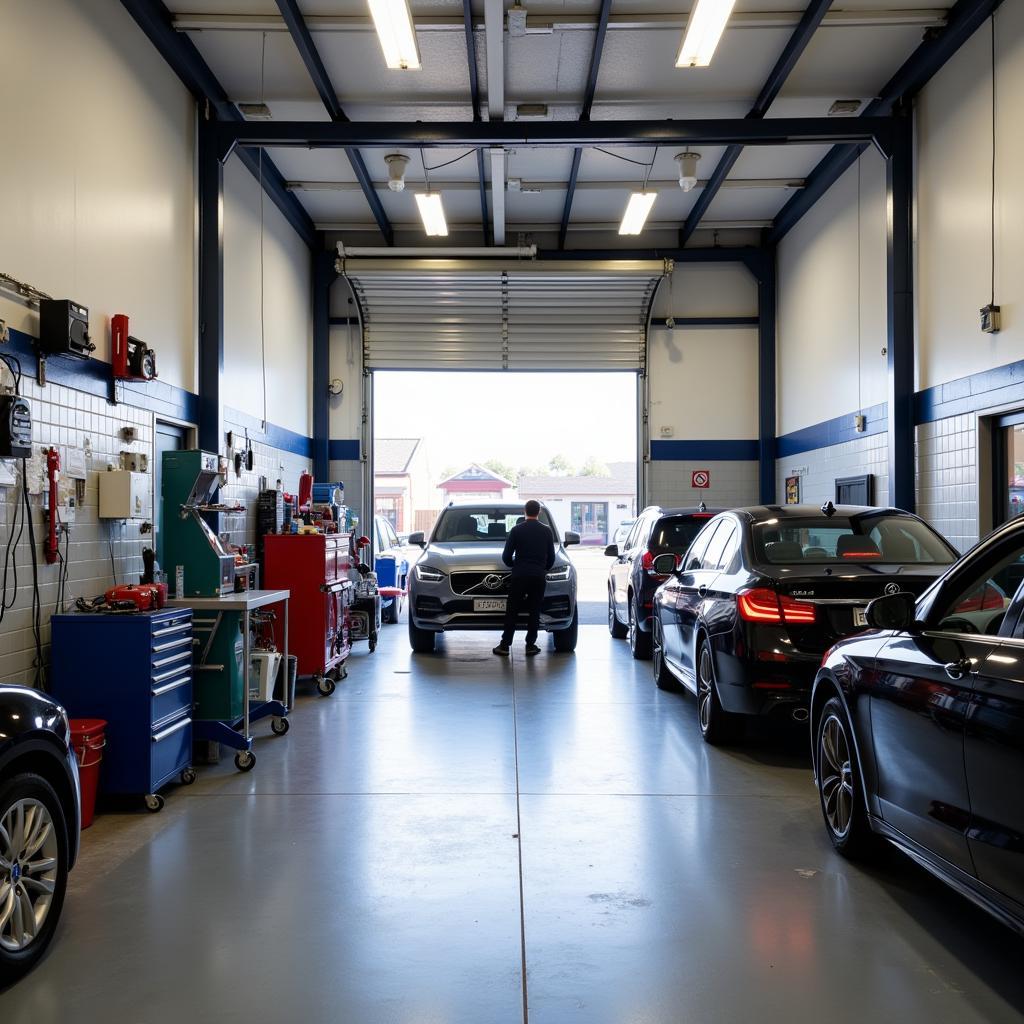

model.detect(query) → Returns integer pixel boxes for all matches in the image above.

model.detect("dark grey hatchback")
[0,684,80,986]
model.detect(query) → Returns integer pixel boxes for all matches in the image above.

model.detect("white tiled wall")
[328,458,364,530]
[915,416,979,554]
[775,433,890,511]
[648,460,758,510]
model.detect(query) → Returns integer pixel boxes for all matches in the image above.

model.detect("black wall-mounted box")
[38,299,94,359]
[0,395,32,459]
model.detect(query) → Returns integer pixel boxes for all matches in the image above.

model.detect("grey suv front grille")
[450,571,511,595]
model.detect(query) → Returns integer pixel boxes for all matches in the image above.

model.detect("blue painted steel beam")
[217,117,892,153]
[757,248,777,503]
[559,0,613,249]
[887,115,915,512]
[679,0,833,246]
[197,118,224,454]
[120,0,315,249]
[536,245,772,283]
[769,0,1004,243]
[274,0,394,245]
[462,0,490,244]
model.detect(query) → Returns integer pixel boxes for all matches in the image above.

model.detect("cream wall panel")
[0,0,196,391]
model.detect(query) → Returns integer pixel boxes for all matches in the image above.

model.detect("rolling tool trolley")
[263,532,354,695]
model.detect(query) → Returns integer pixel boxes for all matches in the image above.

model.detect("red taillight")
[752,680,793,690]
[641,551,654,571]
[840,550,881,559]
[737,587,816,625]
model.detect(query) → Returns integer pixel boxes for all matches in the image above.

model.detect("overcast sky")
[374,371,637,472]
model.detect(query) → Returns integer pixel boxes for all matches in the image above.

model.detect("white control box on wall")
[99,470,151,520]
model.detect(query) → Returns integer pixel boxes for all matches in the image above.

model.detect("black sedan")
[650,504,958,743]
[812,514,1024,934]
[0,685,80,986]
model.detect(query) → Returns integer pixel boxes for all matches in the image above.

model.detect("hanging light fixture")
[385,153,410,192]
[368,0,422,69]
[415,193,448,236]
[676,0,737,68]
[619,192,657,235]
[675,151,701,192]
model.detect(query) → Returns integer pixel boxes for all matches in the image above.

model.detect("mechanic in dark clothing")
[493,500,556,657]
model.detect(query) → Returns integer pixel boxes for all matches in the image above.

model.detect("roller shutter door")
[339,259,669,371]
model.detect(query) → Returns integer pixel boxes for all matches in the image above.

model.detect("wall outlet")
[659,425,675,438]
[854,414,866,433]
[980,304,1001,334]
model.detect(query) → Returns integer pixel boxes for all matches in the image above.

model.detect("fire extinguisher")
[44,447,60,565]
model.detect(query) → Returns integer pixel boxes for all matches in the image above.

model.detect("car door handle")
[944,658,971,680]
[697,584,708,598]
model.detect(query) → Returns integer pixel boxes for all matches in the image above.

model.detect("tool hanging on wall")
[44,447,60,565]
[110,314,158,403]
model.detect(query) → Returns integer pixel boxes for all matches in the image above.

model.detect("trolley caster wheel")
[317,676,336,697]
[369,636,377,653]
[234,750,256,772]
[145,794,165,813]
[180,768,198,785]
[331,664,348,682]
[271,717,290,736]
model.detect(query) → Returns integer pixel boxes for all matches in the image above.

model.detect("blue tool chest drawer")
[51,609,195,805]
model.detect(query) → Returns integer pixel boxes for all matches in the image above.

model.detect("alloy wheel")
[697,646,713,732]
[628,602,637,653]
[0,798,59,952]
[608,597,615,633]
[652,620,663,676]
[819,714,855,838]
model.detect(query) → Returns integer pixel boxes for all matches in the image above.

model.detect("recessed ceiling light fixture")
[619,192,657,235]
[415,192,448,236]
[368,0,421,69]
[676,0,737,68]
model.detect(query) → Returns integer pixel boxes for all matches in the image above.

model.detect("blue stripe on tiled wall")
[650,439,759,461]
[222,405,313,459]
[915,356,1024,424]
[328,439,361,460]
[776,402,887,458]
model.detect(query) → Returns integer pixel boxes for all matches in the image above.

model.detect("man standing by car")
[494,500,556,657]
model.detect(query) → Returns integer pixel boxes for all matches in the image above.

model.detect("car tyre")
[408,617,436,654]
[628,598,652,661]
[608,591,627,639]
[552,607,579,653]
[0,773,70,987]
[652,617,679,691]
[816,696,877,859]
[696,639,739,744]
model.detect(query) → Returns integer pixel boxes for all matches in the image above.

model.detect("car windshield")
[433,507,557,543]
[650,516,710,554]
[754,513,955,565]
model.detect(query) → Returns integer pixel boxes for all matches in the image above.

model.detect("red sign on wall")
[691,469,711,489]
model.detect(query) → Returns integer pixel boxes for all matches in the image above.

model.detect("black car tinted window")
[649,516,710,555]
[684,520,723,571]
[704,522,738,571]
[754,514,954,565]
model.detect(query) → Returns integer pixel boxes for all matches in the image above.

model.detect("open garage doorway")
[372,371,639,624]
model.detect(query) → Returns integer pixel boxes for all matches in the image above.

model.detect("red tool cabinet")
[263,533,354,695]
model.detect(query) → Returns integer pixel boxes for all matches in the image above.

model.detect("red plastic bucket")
[70,719,106,829]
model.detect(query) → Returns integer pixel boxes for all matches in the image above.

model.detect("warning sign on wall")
[691,469,711,489]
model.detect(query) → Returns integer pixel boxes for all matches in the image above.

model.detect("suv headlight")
[415,564,445,583]
[546,565,572,582]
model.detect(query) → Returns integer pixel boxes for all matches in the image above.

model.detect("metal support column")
[312,233,334,480]
[756,248,777,504]
[198,113,224,454]
[886,112,915,512]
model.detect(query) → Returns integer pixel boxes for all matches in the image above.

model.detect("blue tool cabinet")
[50,609,196,811]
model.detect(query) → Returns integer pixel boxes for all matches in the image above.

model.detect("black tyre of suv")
[608,591,627,638]
[628,598,652,660]
[652,618,679,691]
[0,773,70,986]
[553,607,579,653]
[408,617,436,653]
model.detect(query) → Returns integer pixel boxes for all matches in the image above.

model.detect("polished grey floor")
[6,624,1023,1022]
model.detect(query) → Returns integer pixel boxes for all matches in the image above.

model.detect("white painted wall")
[776,150,888,436]
[0,0,196,391]
[224,154,312,436]
[917,2,1024,390]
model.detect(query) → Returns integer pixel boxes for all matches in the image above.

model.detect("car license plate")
[853,607,868,627]
[474,598,506,612]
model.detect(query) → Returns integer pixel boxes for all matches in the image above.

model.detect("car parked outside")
[0,684,81,985]
[812,514,1024,934]
[606,504,719,659]
[650,503,958,743]
[407,502,580,654]
[611,519,636,550]
[374,515,409,624]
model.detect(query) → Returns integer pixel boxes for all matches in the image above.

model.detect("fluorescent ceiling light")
[676,0,737,68]
[415,193,448,236]
[367,0,421,70]
[619,192,657,235]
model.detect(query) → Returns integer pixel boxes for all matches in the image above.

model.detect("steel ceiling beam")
[462,0,490,244]
[289,177,806,192]
[216,117,894,154]
[679,0,833,246]
[769,0,1004,243]
[274,0,394,245]
[121,0,315,247]
[559,0,613,250]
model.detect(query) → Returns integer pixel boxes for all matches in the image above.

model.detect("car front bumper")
[410,579,576,633]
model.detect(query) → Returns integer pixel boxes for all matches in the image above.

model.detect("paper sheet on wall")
[0,461,17,488]
[65,447,87,480]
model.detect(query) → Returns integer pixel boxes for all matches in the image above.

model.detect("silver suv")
[407,501,580,653]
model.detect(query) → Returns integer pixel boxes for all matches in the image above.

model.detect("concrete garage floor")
[6,624,1024,1022]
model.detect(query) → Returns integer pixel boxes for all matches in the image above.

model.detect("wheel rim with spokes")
[0,798,59,952]
[652,620,663,676]
[608,595,615,633]
[819,714,855,838]
[697,646,713,732]
[628,603,637,652]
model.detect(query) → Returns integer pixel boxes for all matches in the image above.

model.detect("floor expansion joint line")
[511,652,530,1024]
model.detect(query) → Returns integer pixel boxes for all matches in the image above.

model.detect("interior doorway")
[992,411,1024,526]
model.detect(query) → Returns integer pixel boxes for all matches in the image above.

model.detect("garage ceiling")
[162,0,954,245]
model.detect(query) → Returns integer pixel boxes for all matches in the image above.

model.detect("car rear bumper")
[714,645,819,717]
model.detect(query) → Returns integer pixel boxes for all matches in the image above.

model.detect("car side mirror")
[564,531,581,546]
[604,543,619,557]
[409,531,426,548]
[652,553,678,575]
[866,592,917,631]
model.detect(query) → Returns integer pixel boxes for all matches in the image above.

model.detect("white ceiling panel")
[703,186,796,221]
[729,144,834,181]
[263,147,361,182]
